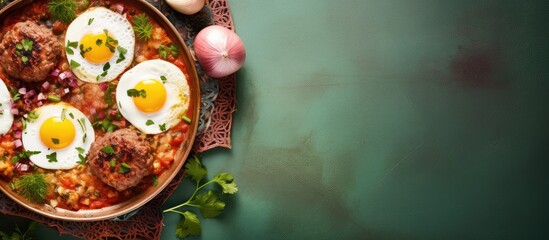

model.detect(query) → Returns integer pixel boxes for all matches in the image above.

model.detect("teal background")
[2,0,549,239]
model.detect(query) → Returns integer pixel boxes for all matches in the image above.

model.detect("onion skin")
[166,0,204,15]
[193,25,246,78]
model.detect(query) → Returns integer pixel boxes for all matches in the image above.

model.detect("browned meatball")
[87,128,154,191]
[0,21,61,82]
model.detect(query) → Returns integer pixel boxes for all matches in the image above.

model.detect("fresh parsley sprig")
[163,155,238,239]
[132,13,153,40]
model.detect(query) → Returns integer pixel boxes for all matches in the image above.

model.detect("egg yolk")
[79,30,118,64]
[133,79,167,113]
[40,117,76,150]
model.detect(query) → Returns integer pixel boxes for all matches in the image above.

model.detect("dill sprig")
[14,174,49,203]
[47,0,77,23]
[132,13,153,40]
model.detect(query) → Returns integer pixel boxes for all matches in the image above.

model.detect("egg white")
[65,7,135,83]
[0,79,13,135]
[116,59,190,134]
[22,103,95,170]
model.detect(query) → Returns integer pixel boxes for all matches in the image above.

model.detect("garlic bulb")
[165,0,205,15]
[194,25,246,78]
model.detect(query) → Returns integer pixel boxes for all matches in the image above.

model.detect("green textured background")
[2,0,549,239]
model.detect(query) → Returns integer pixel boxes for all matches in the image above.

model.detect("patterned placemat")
[0,0,237,239]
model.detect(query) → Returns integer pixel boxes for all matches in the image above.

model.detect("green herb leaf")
[132,13,153,40]
[184,156,207,183]
[76,147,85,154]
[96,39,102,46]
[213,173,238,194]
[51,138,60,145]
[22,38,33,51]
[27,111,39,122]
[69,112,75,119]
[46,152,58,163]
[102,145,115,155]
[14,173,48,203]
[109,159,116,167]
[127,89,146,98]
[152,175,158,187]
[160,75,167,84]
[67,40,78,48]
[175,211,201,238]
[70,60,80,69]
[191,190,226,218]
[182,116,191,124]
[146,120,154,126]
[169,44,179,57]
[47,0,77,23]
[77,154,86,165]
[21,56,28,63]
[88,18,94,25]
[47,95,61,102]
[119,162,131,174]
[159,123,167,132]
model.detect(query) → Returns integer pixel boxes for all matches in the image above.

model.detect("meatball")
[0,21,61,82]
[87,128,154,191]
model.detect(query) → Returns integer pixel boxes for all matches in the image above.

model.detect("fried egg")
[116,59,190,134]
[0,79,14,135]
[65,7,135,83]
[22,103,95,170]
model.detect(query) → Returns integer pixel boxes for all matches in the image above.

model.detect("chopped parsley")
[159,123,167,132]
[160,75,167,84]
[51,138,60,145]
[70,60,80,69]
[46,152,58,163]
[119,162,131,174]
[102,145,115,156]
[88,18,94,25]
[158,44,179,59]
[132,13,153,40]
[146,120,155,126]
[10,150,41,164]
[127,89,146,98]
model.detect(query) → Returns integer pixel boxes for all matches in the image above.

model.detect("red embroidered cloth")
[0,0,237,239]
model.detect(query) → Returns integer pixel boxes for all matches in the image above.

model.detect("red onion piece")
[10,108,18,115]
[69,79,78,88]
[42,81,51,90]
[13,131,22,139]
[13,139,22,148]
[51,69,60,77]
[194,25,246,78]
[99,82,108,91]
[37,93,46,101]
[18,88,26,95]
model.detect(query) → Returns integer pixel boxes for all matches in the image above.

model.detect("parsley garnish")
[46,152,58,163]
[103,29,118,52]
[10,150,41,164]
[79,44,92,58]
[132,13,153,40]
[66,40,78,55]
[159,123,167,132]
[127,89,146,98]
[116,46,127,63]
[96,39,102,46]
[158,44,179,59]
[14,173,48,203]
[182,116,191,124]
[146,120,155,126]
[47,0,77,23]
[51,138,60,145]
[163,155,238,238]
[160,75,167,84]
[88,18,94,25]
[70,60,80,69]
[119,162,131,174]
[101,145,115,156]
[15,38,33,63]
